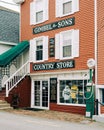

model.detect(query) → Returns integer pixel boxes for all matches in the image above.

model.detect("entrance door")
[34,80,49,109]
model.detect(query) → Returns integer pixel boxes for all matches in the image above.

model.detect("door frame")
[31,79,49,110]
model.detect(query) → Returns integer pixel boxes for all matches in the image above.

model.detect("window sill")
[57,102,86,107]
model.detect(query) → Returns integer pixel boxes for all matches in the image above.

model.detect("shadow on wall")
[5,76,31,108]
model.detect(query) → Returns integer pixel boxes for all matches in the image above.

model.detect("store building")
[2,0,104,116]
[21,0,94,115]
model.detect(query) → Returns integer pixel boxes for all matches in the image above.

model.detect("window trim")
[60,30,73,60]
[30,0,49,25]
[35,37,44,63]
[57,78,87,106]
[55,29,79,60]
[56,0,79,18]
[29,36,48,63]
[36,40,43,61]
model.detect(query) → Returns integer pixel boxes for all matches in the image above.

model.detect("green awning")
[0,41,29,67]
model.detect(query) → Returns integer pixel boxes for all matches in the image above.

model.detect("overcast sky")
[0,0,20,12]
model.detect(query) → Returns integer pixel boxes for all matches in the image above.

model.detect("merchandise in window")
[59,80,87,104]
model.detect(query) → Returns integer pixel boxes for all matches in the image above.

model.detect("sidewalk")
[2,108,93,124]
[93,115,104,123]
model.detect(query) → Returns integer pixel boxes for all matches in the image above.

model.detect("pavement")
[1,108,93,124]
[93,115,104,123]
[0,110,104,130]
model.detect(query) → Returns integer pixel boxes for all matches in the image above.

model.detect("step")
[93,115,104,123]
[0,106,12,110]
[0,100,12,110]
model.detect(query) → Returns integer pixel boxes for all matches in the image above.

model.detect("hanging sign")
[33,17,75,34]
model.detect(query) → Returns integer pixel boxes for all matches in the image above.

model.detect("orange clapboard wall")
[21,0,95,72]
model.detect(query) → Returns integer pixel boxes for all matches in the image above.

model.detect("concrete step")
[93,115,104,123]
[0,100,12,110]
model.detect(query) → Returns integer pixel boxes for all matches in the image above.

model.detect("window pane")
[102,89,104,103]
[59,80,87,104]
[63,1,72,15]
[63,45,71,57]
[36,40,43,61]
[36,11,43,22]
[36,50,43,60]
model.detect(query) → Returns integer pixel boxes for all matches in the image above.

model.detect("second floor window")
[55,29,79,60]
[56,0,79,17]
[30,36,48,62]
[30,0,49,25]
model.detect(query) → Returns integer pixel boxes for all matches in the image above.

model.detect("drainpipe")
[94,0,99,115]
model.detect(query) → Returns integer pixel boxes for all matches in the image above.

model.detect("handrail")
[4,61,29,97]
[4,61,29,85]
[98,101,104,106]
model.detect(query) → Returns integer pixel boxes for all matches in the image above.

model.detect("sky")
[0,0,20,12]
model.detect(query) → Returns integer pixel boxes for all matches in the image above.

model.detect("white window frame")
[55,29,79,60]
[56,0,79,17]
[30,0,49,25]
[36,39,43,61]
[57,78,87,106]
[60,30,72,59]
[29,36,48,62]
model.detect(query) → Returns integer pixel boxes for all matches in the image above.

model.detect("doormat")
[23,107,44,111]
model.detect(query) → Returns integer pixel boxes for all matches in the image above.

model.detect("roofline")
[0,41,18,46]
[0,5,20,13]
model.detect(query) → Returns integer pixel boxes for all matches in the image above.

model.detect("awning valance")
[0,41,29,67]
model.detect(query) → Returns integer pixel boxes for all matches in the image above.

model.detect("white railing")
[4,61,29,97]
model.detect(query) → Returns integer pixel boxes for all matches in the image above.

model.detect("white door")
[34,80,49,109]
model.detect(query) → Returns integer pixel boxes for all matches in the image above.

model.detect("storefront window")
[59,80,87,104]
[102,89,104,103]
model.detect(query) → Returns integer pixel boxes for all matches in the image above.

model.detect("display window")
[59,80,87,104]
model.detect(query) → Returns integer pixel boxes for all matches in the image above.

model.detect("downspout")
[94,0,99,114]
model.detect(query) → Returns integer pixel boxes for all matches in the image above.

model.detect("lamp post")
[86,58,95,118]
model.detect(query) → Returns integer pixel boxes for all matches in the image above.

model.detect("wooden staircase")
[4,61,29,97]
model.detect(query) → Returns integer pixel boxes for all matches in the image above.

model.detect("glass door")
[42,81,48,107]
[34,81,41,107]
[34,80,49,109]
